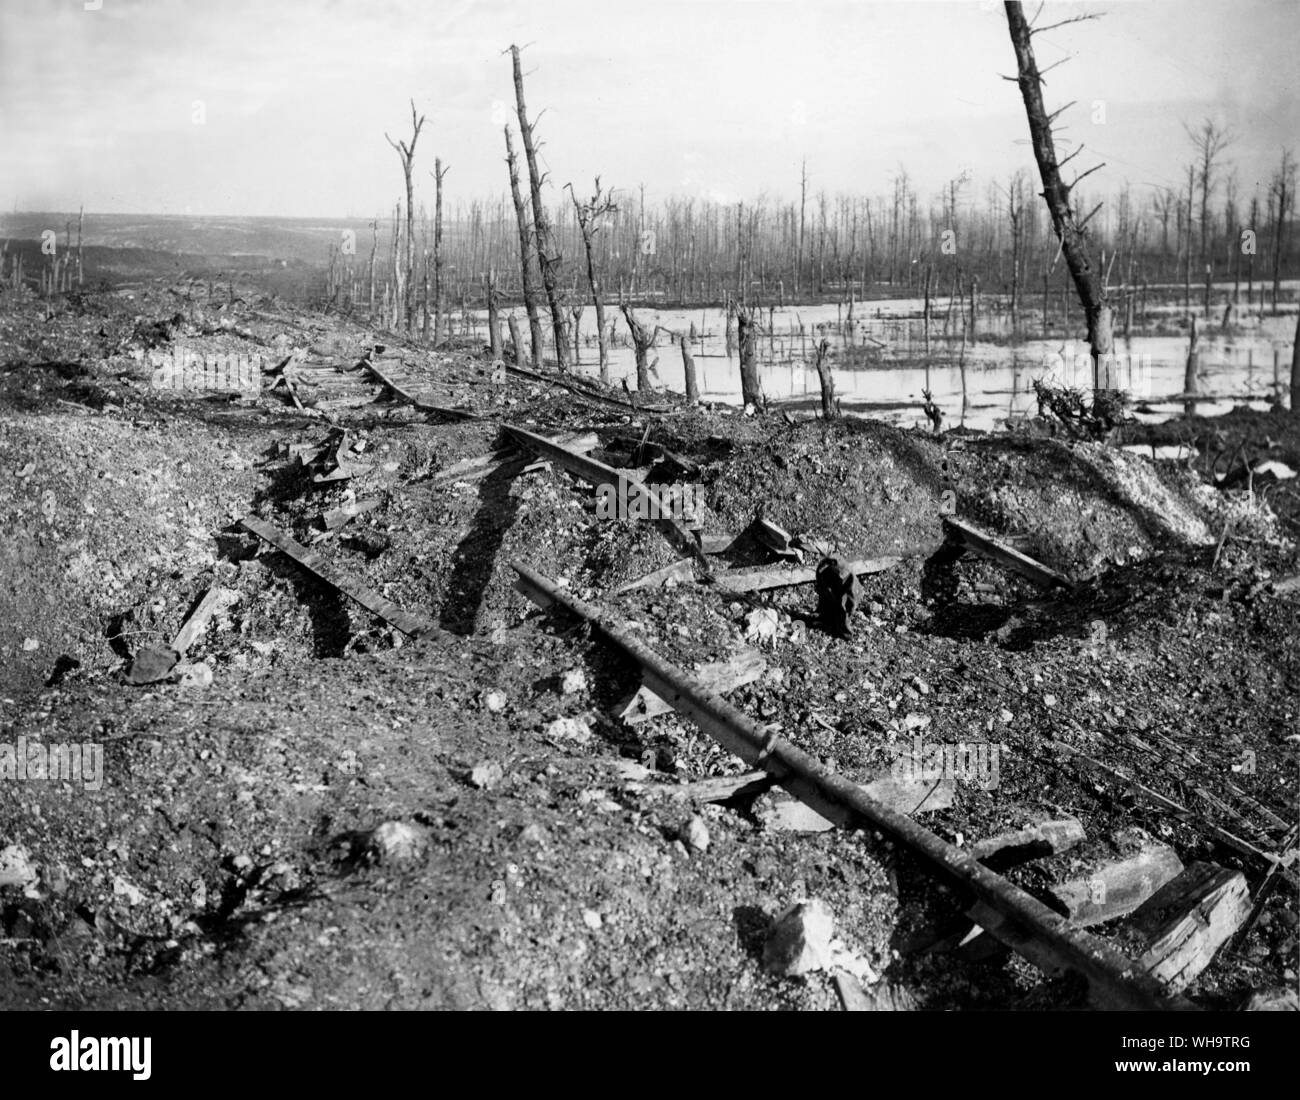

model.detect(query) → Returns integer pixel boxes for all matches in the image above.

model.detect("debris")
[176,662,213,688]
[815,556,864,637]
[615,647,766,725]
[716,556,901,594]
[0,845,38,891]
[1243,988,1299,1011]
[367,822,428,867]
[320,497,382,531]
[969,815,1086,870]
[21,637,39,652]
[682,815,710,853]
[942,516,1073,590]
[482,690,507,713]
[758,770,956,832]
[543,716,593,744]
[581,908,603,931]
[469,761,504,790]
[744,608,780,645]
[763,899,835,977]
[128,586,239,685]
[560,669,587,695]
[240,515,437,638]
[1047,839,1184,927]
[1126,862,1250,992]
[613,557,696,594]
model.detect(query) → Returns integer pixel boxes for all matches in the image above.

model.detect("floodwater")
[486,292,1297,433]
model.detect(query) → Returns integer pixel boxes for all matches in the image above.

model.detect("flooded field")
[487,292,1299,433]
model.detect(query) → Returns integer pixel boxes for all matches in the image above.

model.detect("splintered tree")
[431,158,449,345]
[385,100,425,332]
[504,125,543,367]
[509,45,569,369]
[620,304,655,391]
[1271,149,1296,315]
[735,304,762,409]
[1004,2,1116,390]
[567,178,617,384]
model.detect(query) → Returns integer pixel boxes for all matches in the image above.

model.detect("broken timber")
[364,354,481,421]
[943,516,1072,590]
[715,557,900,594]
[504,423,709,570]
[509,559,1191,1011]
[240,515,436,638]
[432,431,598,485]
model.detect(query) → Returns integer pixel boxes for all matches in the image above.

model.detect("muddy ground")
[1,283,1297,1010]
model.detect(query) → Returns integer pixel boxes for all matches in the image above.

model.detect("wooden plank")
[1127,862,1250,992]
[432,431,598,484]
[658,771,776,803]
[612,558,697,594]
[699,532,736,555]
[1049,739,1300,888]
[715,556,901,594]
[171,587,239,655]
[508,560,1189,1011]
[615,647,766,724]
[752,515,795,555]
[943,516,1073,590]
[239,515,436,638]
[1047,842,1184,927]
[320,498,382,531]
[969,815,1087,871]
[504,423,709,570]
[759,771,956,831]
[365,356,481,421]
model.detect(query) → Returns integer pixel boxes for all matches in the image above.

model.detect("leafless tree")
[1004,1,1115,389]
[509,45,569,368]
[503,125,543,367]
[567,177,617,383]
[385,100,425,331]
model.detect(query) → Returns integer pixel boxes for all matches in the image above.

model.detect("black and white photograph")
[1,0,1297,1071]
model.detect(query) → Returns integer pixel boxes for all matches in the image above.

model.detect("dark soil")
[1,283,1296,1010]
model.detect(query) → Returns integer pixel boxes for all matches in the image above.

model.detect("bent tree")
[1004,1,1116,390]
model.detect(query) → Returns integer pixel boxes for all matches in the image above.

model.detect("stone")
[683,815,710,853]
[368,821,428,867]
[469,761,504,790]
[763,899,835,977]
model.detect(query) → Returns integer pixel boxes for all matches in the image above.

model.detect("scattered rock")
[367,821,428,867]
[0,845,38,891]
[21,638,39,652]
[469,761,504,790]
[544,716,593,744]
[482,690,507,713]
[682,815,710,853]
[763,898,835,977]
[177,662,213,688]
[560,669,587,694]
[744,607,779,645]
[1243,988,1299,1011]
[581,908,603,931]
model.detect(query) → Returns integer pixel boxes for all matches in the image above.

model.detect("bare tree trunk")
[569,179,615,385]
[1184,315,1199,417]
[1291,310,1299,411]
[432,158,449,345]
[385,100,425,332]
[367,219,378,316]
[813,338,835,419]
[736,304,762,408]
[510,45,569,369]
[76,206,84,286]
[1005,2,1115,389]
[621,304,654,390]
[504,126,543,367]
[507,313,524,365]
[487,272,503,360]
[680,334,699,404]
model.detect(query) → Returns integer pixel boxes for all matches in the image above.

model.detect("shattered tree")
[510,45,570,369]
[504,125,544,367]
[385,100,425,333]
[568,178,617,384]
[1004,1,1116,390]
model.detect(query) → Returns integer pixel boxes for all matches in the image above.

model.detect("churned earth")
[1,284,1296,1010]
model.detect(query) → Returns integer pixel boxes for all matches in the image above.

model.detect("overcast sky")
[2,0,1296,218]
